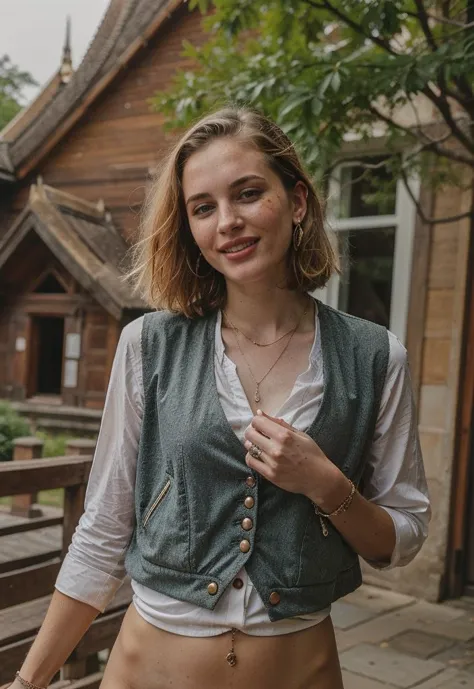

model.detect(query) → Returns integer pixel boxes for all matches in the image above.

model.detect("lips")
[219,238,260,253]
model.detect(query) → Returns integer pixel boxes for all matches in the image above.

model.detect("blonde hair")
[129,106,338,318]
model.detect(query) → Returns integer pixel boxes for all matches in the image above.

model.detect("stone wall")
[361,180,473,601]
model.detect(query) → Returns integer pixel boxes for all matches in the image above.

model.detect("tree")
[153,0,474,224]
[0,55,37,130]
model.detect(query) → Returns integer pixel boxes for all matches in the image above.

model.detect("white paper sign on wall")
[65,333,81,359]
[64,359,78,388]
[15,337,26,352]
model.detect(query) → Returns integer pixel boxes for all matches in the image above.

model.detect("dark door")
[30,317,65,396]
[465,419,474,595]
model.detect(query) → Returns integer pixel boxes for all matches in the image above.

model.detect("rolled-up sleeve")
[55,317,144,612]
[361,331,431,570]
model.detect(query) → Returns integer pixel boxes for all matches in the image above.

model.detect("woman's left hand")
[244,410,348,508]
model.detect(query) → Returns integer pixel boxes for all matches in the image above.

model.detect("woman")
[7,107,430,689]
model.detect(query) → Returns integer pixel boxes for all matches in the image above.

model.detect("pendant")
[226,651,237,667]
[319,515,329,537]
[254,384,260,403]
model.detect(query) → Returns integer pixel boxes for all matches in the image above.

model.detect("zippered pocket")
[143,478,171,527]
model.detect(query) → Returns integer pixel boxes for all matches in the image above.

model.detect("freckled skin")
[182,138,307,288]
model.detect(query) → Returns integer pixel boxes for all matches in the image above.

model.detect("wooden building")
[0,182,143,408]
[0,0,473,606]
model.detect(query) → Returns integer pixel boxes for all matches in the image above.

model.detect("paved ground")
[335,585,474,688]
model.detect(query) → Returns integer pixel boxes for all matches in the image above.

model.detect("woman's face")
[182,137,307,288]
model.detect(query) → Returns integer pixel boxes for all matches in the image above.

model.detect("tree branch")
[303,0,399,56]
[414,0,438,51]
[399,164,472,224]
[419,84,474,154]
[368,103,474,166]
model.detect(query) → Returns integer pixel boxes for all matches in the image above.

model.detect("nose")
[217,201,244,234]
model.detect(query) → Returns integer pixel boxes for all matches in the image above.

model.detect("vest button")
[232,577,244,590]
[207,582,218,595]
[241,517,253,531]
[244,496,255,509]
[239,539,251,553]
[245,476,256,487]
[269,591,281,605]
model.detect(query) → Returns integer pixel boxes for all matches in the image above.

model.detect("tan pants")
[100,603,344,689]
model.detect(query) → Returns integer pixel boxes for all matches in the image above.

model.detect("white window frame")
[313,158,420,344]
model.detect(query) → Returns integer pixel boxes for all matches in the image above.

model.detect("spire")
[60,16,73,85]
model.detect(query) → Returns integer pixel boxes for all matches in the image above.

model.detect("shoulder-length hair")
[129,106,338,318]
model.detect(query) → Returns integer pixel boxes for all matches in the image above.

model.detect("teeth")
[224,240,257,254]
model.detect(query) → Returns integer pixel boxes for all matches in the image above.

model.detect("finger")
[244,429,277,467]
[257,409,304,436]
[257,409,292,428]
[245,451,273,481]
[251,413,295,442]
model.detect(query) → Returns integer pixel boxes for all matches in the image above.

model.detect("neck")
[223,283,312,340]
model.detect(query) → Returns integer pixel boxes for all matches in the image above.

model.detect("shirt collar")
[215,296,321,366]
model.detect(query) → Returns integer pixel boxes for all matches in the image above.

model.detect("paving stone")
[335,611,418,652]
[344,585,415,614]
[431,639,474,671]
[422,618,474,642]
[415,669,474,688]
[392,600,466,625]
[342,670,397,688]
[332,600,378,630]
[385,630,456,659]
[339,643,446,688]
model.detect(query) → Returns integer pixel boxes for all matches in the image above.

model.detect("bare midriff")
[100,603,344,689]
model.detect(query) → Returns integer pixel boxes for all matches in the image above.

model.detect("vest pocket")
[143,478,172,527]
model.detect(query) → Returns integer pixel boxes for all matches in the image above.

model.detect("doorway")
[464,418,474,596]
[28,316,65,397]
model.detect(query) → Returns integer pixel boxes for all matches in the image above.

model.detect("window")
[314,157,419,342]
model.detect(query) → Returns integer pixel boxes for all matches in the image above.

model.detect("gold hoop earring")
[293,223,303,251]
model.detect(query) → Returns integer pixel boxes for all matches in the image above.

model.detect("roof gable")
[0,183,145,318]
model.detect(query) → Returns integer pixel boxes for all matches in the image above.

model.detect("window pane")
[339,157,397,218]
[338,228,395,327]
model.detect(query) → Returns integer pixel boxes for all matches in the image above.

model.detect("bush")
[35,431,72,458]
[0,401,31,461]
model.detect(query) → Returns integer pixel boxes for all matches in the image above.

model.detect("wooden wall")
[9,5,207,242]
[0,232,119,408]
[361,179,473,600]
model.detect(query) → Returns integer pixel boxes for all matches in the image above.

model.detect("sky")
[1,0,110,104]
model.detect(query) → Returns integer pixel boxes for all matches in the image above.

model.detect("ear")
[292,181,308,224]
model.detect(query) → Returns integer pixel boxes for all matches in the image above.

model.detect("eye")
[240,188,262,200]
[194,203,214,216]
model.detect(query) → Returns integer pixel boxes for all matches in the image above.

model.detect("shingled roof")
[0,0,182,180]
[0,183,145,318]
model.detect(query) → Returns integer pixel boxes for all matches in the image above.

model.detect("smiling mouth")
[222,239,259,254]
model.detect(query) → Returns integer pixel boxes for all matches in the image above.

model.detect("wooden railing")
[0,452,132,688]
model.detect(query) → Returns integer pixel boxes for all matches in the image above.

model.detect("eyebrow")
[185,175,266,206]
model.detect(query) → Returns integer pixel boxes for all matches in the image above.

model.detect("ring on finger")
[249,443,263,460]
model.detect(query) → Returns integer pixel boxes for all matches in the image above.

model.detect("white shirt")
[55,305,431,637]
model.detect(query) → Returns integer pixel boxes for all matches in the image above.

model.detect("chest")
[220,327,316,417]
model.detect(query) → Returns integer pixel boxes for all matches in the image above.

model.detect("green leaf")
[279,91,312,118]
[311,96,323,116]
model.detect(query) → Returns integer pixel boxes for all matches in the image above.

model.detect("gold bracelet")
[14,673,47,689]
[312,478,356,519]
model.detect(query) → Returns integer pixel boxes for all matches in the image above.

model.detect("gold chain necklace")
[223,313,297,347]
[224,300,310,404]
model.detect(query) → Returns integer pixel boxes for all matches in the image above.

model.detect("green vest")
[125,301,389,621]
